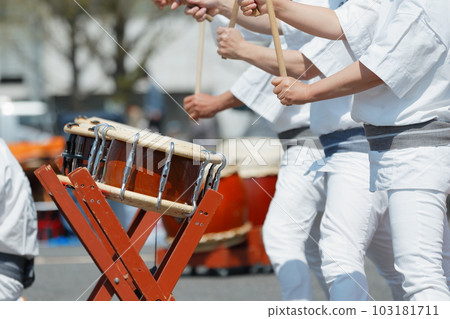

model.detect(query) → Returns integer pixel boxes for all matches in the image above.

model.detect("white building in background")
[0,8,44,101]
[1,8,273,138]
[1,12,258,99]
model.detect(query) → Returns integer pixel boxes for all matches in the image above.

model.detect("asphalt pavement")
[23,241,393,301]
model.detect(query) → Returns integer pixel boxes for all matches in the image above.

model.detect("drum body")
[61,134,112,180]
[102,140,200,205]
[62,134,93,173]
[162,167,250,252]
[61,118,224,217]
[241,175,277,227]
[223,137,282,227]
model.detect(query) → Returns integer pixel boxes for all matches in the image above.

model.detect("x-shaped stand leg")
[87,208,161,300]
[35,165,223,300]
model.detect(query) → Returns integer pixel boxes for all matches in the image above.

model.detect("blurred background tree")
[37,0,181,110]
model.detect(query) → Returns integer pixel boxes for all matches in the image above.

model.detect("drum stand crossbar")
[35,165,223,301]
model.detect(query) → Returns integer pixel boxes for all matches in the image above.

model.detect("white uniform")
[0,138,39,300]
[229,0,330,300]
[301,34,403,300]
[336,0,450,300]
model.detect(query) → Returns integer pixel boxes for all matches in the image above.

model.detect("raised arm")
[173,0,280,34]
[216,27,320,79]
[239,0,345,40]
[272,61,383,105]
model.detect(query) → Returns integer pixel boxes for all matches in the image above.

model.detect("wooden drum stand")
[35,165,222,300]
[34,116,226,300]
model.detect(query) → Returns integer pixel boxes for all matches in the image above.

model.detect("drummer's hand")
[217,27,247,59]
[184,93,221,120]
[152,0,174,9]
[239,0,267,16]
[271,76,311,106]
[184,0,220,21]
[170,0,187,10]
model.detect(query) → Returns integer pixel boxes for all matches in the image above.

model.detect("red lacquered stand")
[35,165,223,300]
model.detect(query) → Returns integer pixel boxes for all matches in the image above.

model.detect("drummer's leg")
[443,217,450,289]
[388,189,450,300]
[305,211,329,298]
[262,145,326,300]
[319,154,375,300]
[365,192,405,301]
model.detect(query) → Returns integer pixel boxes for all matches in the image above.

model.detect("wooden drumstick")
[228,0,240,28]
[252,8,261,16]
[205,14,214,22]
[195,21,206,95]
[265,0,287,77]
[221,0,240,60]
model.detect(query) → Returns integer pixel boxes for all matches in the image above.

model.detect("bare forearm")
[272,61,383,106]
[184,90,243,120]
[232,42,318,79]
[236,13,278,34]
[274,2,344,40]
[218,0,278,34]
[308,61,383,102]
[216,90,244,110]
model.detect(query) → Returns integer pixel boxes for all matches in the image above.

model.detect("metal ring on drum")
[155,141,175,210]
[119,132,140,201]
[87,123,108,174]
[188,150,211,217]
[61,123,110,177]
[93,124,115,180]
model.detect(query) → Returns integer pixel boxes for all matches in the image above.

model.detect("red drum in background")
[222,138,282,227]
[35,201,66,240]
[162,165,250,252]
[240,174,277,227]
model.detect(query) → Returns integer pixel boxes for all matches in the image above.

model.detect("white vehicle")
[0,96,54,143]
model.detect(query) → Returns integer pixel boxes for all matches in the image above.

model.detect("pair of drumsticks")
[195,0,287,95]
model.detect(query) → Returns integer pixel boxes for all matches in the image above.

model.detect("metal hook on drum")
[186,150,211,217]
[155,142,175,211]
[212,153,227,191]
[200,162,217,199]
[92,124,114,179]
[87,123,107,174]
[120,133,140,201]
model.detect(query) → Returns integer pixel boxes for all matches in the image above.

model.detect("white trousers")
[0,274,23,301]
[262,145,327,300]
[318,152,404,301]
[388,189,450,300]
[369,145,450,300]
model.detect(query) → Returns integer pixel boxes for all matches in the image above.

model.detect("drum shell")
[62,134,93,174]
[230,137,281,227]
[204,172,248,233]
[61,134,111,180]
[241,175,277,226]
[162,171,248,250]
[102,140,200,204]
